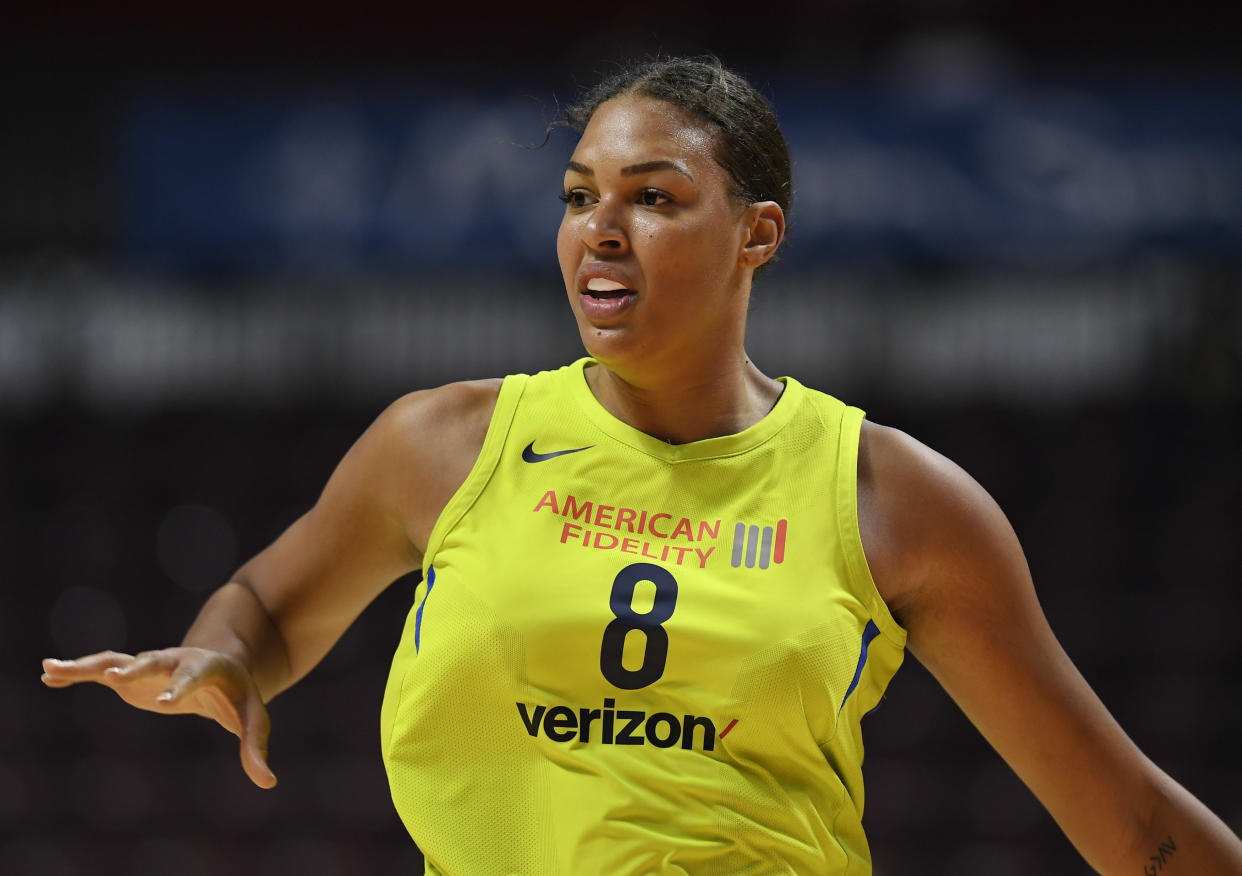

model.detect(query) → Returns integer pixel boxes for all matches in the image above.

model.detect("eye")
[559,189,594,209]
[637,188,671,207]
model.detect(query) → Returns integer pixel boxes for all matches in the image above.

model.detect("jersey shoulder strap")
[423,372,529,568]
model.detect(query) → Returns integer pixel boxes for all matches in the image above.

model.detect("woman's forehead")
[571,94,717,169]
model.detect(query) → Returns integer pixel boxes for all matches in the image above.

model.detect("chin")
[574,321,635,367]
[577,326,623,362]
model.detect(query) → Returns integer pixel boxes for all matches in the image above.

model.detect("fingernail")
[104,667,122,675]
[44,658,66,666]
[157,691,173,702]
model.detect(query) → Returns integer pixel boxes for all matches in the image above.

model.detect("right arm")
[191,376,502,700]
[41,379,502,788]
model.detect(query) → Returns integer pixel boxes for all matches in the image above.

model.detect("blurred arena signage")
[118,78,1242,268]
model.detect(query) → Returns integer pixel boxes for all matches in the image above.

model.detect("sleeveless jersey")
[380,359,907,875]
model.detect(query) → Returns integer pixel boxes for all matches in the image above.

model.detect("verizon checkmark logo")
[521,441,593,463]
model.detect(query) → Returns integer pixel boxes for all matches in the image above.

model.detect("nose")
[581,196,628,253]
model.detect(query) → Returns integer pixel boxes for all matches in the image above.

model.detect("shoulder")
[378,377,505,443]
[361,378,504,483]
[857,419,1027,632]
[351,378,505,552]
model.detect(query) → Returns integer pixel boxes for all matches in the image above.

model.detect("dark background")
[3,2,1240,874]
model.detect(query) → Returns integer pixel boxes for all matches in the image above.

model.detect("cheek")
[553,217,571,254]
[556,220,576,280]
[649,224,728,282]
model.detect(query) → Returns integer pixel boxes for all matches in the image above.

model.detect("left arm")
[858,421,1242,875]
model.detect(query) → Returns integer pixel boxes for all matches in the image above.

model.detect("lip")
[575,262,638,323]
[578,289,636,321]
[575,262,637,296]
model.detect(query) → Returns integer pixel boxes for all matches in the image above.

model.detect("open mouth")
[579,276,636,319]
[584,277,633,299]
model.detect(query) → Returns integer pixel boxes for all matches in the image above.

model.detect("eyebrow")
[566,160,694,182]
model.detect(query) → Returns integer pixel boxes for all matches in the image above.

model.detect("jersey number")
[599,563,679,690]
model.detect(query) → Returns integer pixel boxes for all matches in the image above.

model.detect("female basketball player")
[41,57,1242,874]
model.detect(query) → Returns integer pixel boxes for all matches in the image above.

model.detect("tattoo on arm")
[1142,835,1177,875]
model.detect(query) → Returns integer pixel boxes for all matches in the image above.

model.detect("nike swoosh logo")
[521,441,593,463]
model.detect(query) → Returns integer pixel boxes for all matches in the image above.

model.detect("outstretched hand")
[41,648,277,789]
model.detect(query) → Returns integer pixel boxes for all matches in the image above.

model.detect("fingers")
[239,695,277,790]
[40,674,77,688]
[156,665,193,705]
[41,649,207,711]
[104,650,176,682]
[41,651,134,685]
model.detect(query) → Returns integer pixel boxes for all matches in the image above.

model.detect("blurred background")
[3,1,1240,873]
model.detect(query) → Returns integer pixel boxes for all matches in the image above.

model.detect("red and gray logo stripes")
[730,519,788,569]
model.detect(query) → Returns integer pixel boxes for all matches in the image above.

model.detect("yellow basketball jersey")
[380,359,906,875]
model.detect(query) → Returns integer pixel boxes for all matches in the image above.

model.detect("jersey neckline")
[566,357,804,463]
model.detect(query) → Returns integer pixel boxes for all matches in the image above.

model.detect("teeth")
[586,278,627,292]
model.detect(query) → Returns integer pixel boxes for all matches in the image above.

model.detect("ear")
[739,201,785,269]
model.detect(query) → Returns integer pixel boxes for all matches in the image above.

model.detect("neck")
[584,349,783,445]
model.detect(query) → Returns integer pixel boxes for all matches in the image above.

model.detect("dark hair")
[560,56,793,220]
